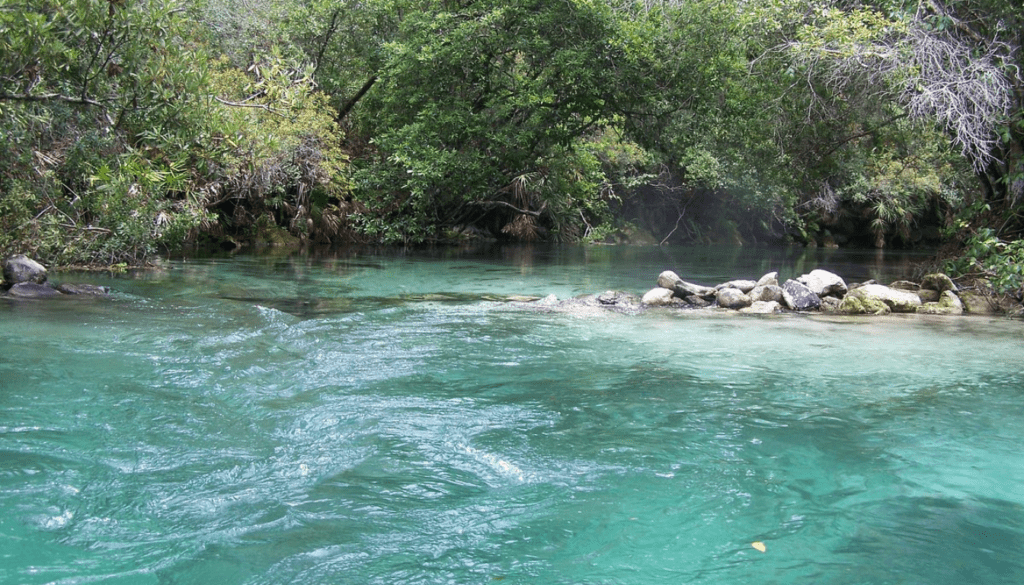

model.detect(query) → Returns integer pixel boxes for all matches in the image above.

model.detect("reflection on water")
[73,244,937,318]
[1,245,1021,585]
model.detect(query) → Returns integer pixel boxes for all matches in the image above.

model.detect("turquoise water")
[2,245,1023,585]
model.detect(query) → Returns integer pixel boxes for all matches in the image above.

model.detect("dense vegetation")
[0,0,1021,294]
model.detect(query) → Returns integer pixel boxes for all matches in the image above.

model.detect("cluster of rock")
[2,254,108,298]
[641,269,975,315]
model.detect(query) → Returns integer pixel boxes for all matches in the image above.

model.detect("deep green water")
[2,245,1023,585]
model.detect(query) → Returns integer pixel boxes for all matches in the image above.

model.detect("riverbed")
[2,245,1022,584]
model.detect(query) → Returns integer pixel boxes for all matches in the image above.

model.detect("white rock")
[739,301,782,314]
[755,271,779,287]
[641,287,676,306]
[797,269,847,297]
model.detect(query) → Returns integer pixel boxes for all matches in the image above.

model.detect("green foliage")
[0,0,352,264]
[945,228,1024,298]
[0,0,217,264]
[1,0,1018,260]
[348,0,664,242]
[204,55,351,240]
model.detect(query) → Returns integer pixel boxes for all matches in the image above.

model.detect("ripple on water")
[2,256,1024,585]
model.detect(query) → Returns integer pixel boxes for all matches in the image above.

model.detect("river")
[2,244,1022,584]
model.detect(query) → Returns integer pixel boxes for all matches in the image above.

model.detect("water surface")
[2,245,1022,584]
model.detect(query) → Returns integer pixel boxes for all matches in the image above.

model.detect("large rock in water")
[656,270,717,300]
[840,284,922,313]
[641,287,676,306]
[797,269,847,297]
[716,280,758,293]
[3,254,47,286]
[6,282,62,298]
[716,287,752,309]
[781,279,822,311]
[56,283,109,296]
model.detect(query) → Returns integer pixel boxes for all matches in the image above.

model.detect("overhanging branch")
[0,92,103,107]
[468,199,542,217]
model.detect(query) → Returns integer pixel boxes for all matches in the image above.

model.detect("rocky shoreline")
[524,268,1022,318]
[1,254,109,298]
[4,253,1020,317]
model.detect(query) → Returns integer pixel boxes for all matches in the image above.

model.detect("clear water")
[2,245,1023,585]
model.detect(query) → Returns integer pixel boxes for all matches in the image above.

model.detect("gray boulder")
[716,279,758,293]
[749,284,784,303]
[782,279,822,311]
[820,296,843,313]
[755,271,779,288]
[6,282,62,298]
[797,269,847,297]
[656,270,717,300]
[656,270,682,289]
[3,254,47,286]
[739,300,782,314]
[56,283,109,296]
[530,291,644,316]
[921,273,958,293]
[716,287,752,309]
[641,287,678,306]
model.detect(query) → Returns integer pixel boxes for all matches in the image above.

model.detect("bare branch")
[787,16,1013,172]
[214,96,284,116]
[0,92,103,107]
[467,199,542,217]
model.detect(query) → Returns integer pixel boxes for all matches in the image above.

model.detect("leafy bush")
[945,228,1024,299]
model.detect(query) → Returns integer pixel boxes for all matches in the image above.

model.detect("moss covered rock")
[838,290,892,315]
[917,290,964,315]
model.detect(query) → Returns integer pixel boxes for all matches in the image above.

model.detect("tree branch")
[337,75,378,122]
[468,199,542,217]
[214,96,284,116]
[0,93,103,107]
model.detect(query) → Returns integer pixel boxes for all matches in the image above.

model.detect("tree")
[345,0,665,242]
[0,0,351,263]
[780,0,1022,238]
[0,0,217,263]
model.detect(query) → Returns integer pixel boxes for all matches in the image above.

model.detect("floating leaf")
[752,541,767,553]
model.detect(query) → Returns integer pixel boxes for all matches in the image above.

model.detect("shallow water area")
[2,245,1023,585]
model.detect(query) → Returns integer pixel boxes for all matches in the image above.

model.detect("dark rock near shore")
[56,283,110,296]
[6,282,62,298]
[781,279,822,311]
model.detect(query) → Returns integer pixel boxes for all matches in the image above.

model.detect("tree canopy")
[1,0,1021,292]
